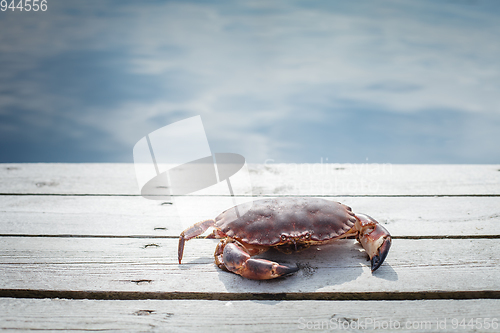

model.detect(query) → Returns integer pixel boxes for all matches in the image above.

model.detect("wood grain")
[1,298,499,332]
[1,163,499,332]
[0,237,498,295]
[1,195,499,237]
[1,163,499,195]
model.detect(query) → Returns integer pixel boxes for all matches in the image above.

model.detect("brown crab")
[178,197,391,280]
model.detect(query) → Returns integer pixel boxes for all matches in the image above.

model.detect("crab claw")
[222,241,299,280]
[354,213,392,272]
[370,237,391,272]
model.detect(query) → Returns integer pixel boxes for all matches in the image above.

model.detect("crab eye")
[305,233,310,239]
[281,235,286,241]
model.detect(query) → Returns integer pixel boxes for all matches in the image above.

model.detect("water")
[1,0,499,163]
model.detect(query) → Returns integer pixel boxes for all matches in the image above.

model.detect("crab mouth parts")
[275,242,311,254]
[280,231,312,243]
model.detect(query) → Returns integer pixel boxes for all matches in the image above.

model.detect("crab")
[178,197,391,280]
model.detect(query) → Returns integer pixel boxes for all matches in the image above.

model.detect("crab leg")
[178,219,216,264]
[217,240,299,280]
[354,213,392,272]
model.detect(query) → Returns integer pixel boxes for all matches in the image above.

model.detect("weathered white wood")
[253,163,500,196]
[1,195,499,237]
[1,298,499,332]
[1,163,499,195]
[0,238,498,294]
[0,163,498,331]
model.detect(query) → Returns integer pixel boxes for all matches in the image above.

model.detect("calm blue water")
[1,0,499,163]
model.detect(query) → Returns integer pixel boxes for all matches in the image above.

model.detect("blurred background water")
[1,0,499,163]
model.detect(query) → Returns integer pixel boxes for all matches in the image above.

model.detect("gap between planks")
[1,289,499,301]
[1,234,499,239]
[2,193,500,197]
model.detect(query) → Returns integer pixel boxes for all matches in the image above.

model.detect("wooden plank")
[253,163,500,197]
[0,163,138,196]
[0,238,498,294]
[1,163,496,332]
[1,163,499,196]
[1,195,499,237]
[1,298,499,332]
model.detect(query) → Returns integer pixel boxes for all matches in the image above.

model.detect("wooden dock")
[1,163,499,332]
